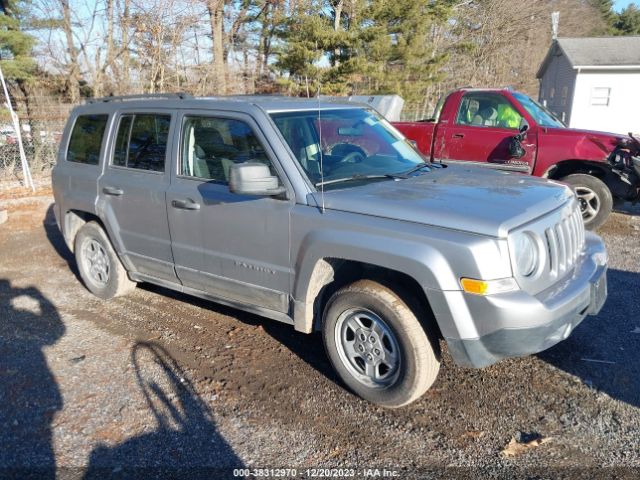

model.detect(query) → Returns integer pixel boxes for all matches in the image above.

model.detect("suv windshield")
[512,92,565,128]
[271,108,426,188]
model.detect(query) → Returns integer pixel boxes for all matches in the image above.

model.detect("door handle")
[171,199,200,211]
[453,133,464,139]
[103,186,123,196]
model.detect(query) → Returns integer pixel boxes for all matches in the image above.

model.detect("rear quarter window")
[67,114,109,165]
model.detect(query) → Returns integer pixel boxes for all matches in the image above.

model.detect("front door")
[437,92,536,173]
[97,110,177,282]
[166,111,292,314]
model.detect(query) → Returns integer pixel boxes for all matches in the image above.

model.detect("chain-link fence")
[0,100,72,182]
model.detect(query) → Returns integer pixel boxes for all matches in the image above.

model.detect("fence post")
[0,64,35,191]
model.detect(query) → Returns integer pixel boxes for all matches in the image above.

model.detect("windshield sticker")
[392,140,417,159]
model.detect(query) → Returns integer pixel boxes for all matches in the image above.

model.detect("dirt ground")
[1,190,639,479]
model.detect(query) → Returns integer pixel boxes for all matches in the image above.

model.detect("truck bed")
[393,121,436,159]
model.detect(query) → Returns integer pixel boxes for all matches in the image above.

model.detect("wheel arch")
[63,209,103,252]
[293,256,444,343]
[63,209,132,272]
[542,159,610,181]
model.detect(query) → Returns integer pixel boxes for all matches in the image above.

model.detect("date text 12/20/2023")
[232,468,400,477]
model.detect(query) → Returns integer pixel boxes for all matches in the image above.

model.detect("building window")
[590,87,611,106]
[561,86,568,106]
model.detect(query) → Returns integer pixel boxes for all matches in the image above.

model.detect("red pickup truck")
[392,88,640,229]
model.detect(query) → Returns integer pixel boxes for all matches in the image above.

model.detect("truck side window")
[180,116,273,183]
[111,114,171,172]
[456,94,521,129]
[67,114,109,165]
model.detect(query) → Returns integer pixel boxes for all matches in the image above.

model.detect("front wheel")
[322,279,440,408]
[560,174,612,230]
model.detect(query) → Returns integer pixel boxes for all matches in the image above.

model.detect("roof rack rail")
[86,92,193,104]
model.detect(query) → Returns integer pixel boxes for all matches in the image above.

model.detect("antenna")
[317,84,325,213]
[551,11,560,40]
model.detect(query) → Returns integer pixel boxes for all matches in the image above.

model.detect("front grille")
[544,206,585,278]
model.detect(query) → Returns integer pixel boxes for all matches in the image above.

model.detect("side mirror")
[518,118,529,135]
[228,162,286,197]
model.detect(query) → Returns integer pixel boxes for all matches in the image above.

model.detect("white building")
[536,36,640,135]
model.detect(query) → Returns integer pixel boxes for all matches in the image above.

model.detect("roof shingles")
[557,36,640,67]
[537,36,640,78]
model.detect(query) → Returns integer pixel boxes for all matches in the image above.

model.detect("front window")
[180,116,274,183]
[271,108,425,187]
[456,93,522,129]
[512,92,565,128]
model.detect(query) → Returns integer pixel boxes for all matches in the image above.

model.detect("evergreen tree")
[0,0,36,83]
[614,4,640,35]
[0,0,36,137]
[590,0,617,33]
[275,0,453,104]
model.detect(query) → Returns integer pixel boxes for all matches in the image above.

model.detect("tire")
[560,174,612,231]
[322,279,440,408]
[74,221,136,299]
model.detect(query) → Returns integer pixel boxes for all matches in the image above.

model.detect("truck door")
[166,111,293,314]
[438,92,536,173]
[97,110,178,282]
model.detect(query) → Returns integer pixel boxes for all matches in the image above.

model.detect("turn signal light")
[460,277,518,296]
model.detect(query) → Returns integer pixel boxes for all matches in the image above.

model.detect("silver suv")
[52,94,608,407]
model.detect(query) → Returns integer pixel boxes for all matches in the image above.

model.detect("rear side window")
[67,114,108,165]
[112,114,171,172]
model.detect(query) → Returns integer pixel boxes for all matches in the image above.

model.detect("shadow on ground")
[83,342,243,479]
[43,203,341,398]
[0,279,64,479]
[539,268,640,408]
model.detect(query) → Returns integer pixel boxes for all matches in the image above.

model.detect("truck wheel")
[560,174,612,230]
[75,221,136,299]
[322,279,440,408]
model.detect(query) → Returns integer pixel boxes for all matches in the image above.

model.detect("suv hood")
[312,164,573,237]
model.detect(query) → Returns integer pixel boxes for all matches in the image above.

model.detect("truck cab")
[393,88,640,230]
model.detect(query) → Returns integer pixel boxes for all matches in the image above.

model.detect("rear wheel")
[322,279,440,408]
[75,221,136,299]
[560,174,612,230]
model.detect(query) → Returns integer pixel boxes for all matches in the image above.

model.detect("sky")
[614,0,637,11]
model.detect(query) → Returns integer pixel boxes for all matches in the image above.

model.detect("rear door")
[97,110,177,282]
[166,110,293,314]
[438,92,536,173]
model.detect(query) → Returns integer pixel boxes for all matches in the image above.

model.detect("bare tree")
[206,0,226,94]
[60,0,80,102]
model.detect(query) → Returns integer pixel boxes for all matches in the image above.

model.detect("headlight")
[512,232,538,277]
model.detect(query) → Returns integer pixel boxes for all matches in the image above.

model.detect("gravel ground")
[0,194,639,479]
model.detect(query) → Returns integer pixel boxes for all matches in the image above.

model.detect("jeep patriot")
[52,93,608,407]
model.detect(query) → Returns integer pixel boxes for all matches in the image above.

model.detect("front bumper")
[436,232,607,368]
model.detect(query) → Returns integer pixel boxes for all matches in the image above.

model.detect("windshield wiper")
[315,173,401,187]
[314,163,443,187]
[401,162,432,175]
